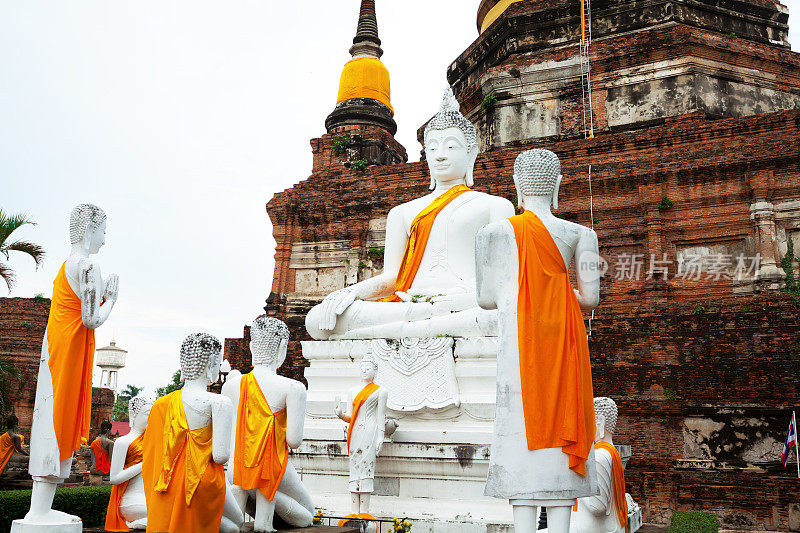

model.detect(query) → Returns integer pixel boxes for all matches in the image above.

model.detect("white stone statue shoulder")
[222,316,315,532]
[107,396,154,530]
[15,204,120,532]
[475,150,602,533]
[334,355,389,516]
[306,87,514,341]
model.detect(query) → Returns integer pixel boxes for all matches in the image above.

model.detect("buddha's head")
[129,395,154,432]
[594,397,618,443]
[180,332,223,385]
[513,149,563,210]
[424,87,479,190]
[359,354,379,382]
[69,204,107,254]
[5,414,18,431]
[250,316,290,370]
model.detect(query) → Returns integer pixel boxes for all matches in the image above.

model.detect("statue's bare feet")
[23,508,80,524]
[127,517,147,530]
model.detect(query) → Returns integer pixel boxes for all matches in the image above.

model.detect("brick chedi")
[226,0,800,529]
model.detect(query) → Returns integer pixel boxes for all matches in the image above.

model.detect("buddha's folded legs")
[338,306,498,339]
[307,299,496,340]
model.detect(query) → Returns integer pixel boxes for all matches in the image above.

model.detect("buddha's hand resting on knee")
[318,288,357,331]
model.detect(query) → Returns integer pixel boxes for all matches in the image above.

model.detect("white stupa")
[95,339,127,392]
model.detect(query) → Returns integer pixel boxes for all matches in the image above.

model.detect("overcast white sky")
[2,1,799,395]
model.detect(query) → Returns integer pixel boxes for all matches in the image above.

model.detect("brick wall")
[0,297,115,440]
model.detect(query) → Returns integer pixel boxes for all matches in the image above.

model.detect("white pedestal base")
[11,519,82,533]
[300,337,513,532]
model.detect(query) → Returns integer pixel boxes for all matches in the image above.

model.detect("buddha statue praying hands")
[476,149,602,533]
[105,395,154,531]
[142,333,244,533]
[222,316,315,532]
[305,87,515,341]
[570,398,629,533]
[15,204,119,532]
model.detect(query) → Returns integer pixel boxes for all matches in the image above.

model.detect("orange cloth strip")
[0,432,15,475]
[510,211,595,476]
[105,433,144,532]
[143,391,225,533]
[347,383,380,452]
[338,513,377,527]
[379,185,471,302]
[91,437,111,474]
[595,441,628,530]
[48,262,96,461]
[233,373,289,501]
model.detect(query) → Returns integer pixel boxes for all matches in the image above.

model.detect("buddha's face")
[86,220,106,254]
[594,414,606,442]
[425,127,474,185]
[360,361,377,381]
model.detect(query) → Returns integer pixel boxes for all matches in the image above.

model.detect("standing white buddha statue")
[334,355,389,517]
[14,204,119,532]
[222,316,315,532]
[570,398,629,533]
[105,395,154,530]
[305,87,514,341]
[475,149,602,533]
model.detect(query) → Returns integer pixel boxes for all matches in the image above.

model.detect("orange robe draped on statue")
[48,262,96,460]
[232,373,289,501]
[105,433,144,532]
[142,390,225,533]
[91,437,111,474]
[380,185,471,302]
[595,441,628,530]
[510,211,595,476]
[346,383,380,452]
[0,432,16,475]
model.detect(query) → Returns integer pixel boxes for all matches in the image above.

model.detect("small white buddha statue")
[476,149,602,533]
[571,398,628,533]
[142,333,244,533]
[334,355,388,516]
[222,316,315,532]
[16,204,119,531]
[305,87,514,341]
[106,395,154,530]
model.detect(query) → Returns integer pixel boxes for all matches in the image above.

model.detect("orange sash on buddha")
[142,390,225,533]
[48,262,96,461]
[91,437,111,474]
[379,185,471,302]
[233,373,289,501]
[105,433,144,532]
[595,441,628,530]
[0,432,16,475]
[347,383,380,452]
[510,211,595,476]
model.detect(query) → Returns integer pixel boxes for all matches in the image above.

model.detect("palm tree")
[0,209,45,292]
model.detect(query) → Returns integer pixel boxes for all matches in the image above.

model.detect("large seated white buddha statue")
[305,88,515,341]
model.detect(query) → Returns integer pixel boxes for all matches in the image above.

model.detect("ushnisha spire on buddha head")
[424,87,479,189]
[250,315,290,367]
[513,149,563,208]
[180,332,223,382]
